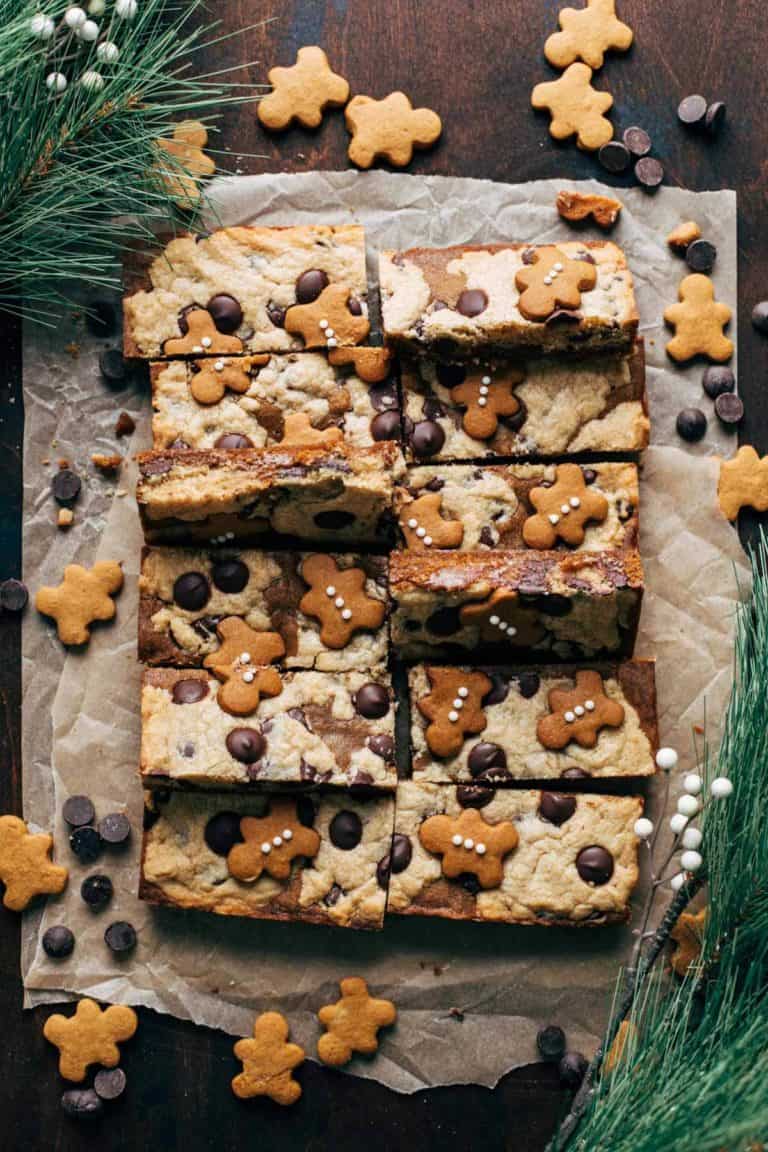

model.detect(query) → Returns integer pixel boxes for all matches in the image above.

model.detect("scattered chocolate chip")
[94,1067,127,1102]
[561,766,591,779]
[537,1024,567,1062]
[98,348,127,383]
[371,410,402,441]
[85,298,117,337]
[714,392,743,427]
[685,239,717,273]
[676,407,707,443]
[62,795,95,828]
[426,606,461,636]
[576,845,614,885]
[173,571,210,611]
[635,156,664,189]
[211,558,249,594]
[436,362,467,388]
[410,420,446,459]
[354,682,390,719]
[52,468,81,506]
[702,365,735,399]
[43,925,75,959]
[81,873,113,908]
[622,126,651,157]
[558,1051,588,1088]
[115,410,136,438]
[468,742,507,779]
[61,1088,104,1120]
[266,301,286,328]
[329,810,363,850]
[678,94,708,127]
[0,578,28,613]
[456,784,495,809]
[98,812,132,847]
[456,289,488,318]
[313,509,356,530]
[171,678,209,705]
[752,301,768,334]
[517,672,540,699]
[207,294,243,334]
[482,672,509,706]
[226,727,265,764]
[348,297,363,316]
[214,432,253,449]
[597,140,631,174]
[205,812,244,856]
[704,101,726,134]
[69,826,102,863]
[295,269,329,305]
[581,467,597,485]
[296,795,316,828]
[104,920,137,954]
[368,734,395,762]
[539,793,577,826]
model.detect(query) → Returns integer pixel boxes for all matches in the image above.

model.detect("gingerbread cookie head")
[317,977,396,1067]
[284,284,370,350]
[419,808,519,889]
[544,0,633,70]
[35,561,123,646]
[399,492,464,551]
[0,815,68,912]
[515,246,598,321]
[227,798,320,882]
[718,446,768,521]
[417,667,492,758]
[155,120,215,206]
[450,369,524,440]
[257,46,350,131]
[523,463,609,549]
[232,1012,305,1105]
[162,307,245,357]
[278,412,344,449]
[459,590,546,648]
[299,555,386,649]
[43,999,138,1083]
[536,669,625,750]
[664,274,733,363]
[328,346,393,384]
[345,92,442,169]
[189,356,267,405]
[531,63,614,151]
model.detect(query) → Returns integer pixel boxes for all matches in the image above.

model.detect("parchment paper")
[20,174,749,1092]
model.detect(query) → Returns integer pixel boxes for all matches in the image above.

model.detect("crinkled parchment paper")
[20,174,749,1091]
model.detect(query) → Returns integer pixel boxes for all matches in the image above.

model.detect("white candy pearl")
[475,843,487,855]
[448,710,459,723]
[463,838,474,850]
[670,872,686,892]
[76,19,99,40]
[325,585,335,597]
[64,6,87,28]
[564,710,575,723]
[680,850,703,873]
[711,777,733,798]
[452,834,463,846]
[88,0,106,13]
[80,70,104,90]
[30,13,55,38]
[655,747,678,771]
[282,829,292,841]
[46,72,67,92]
[261,841,271,854]
[458,687,469,698]
[116,0,138,17]
[669,813,688,834]
[681,827,702,850]
[96,40,120,62]
[683,773,703,795]
[677,794,699,818]
[341,609,352,620]
[272,835,282,847]
[634,817,654,839]
[239,653,251,665]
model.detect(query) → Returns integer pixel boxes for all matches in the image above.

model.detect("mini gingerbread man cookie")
[460,590,546,648]
[227,798,321,882]
[0,815,68,911]
[717,446,768,521]
[544,0,633,70]
[417,667,491,758]
[536,669,624,750]
[531,63,614,151]
[450,369,524,439]
[523,463,609,549]
[190,356,267,405]
[515,246,598,321]
[419,808,519,889]
[43,999,138,1082]
[163,308,244,357]
[669,907,707,977]
[399,493,464,551]
[664,274,733,363]
[345,92,442,169]
[328,346,394,384]
[278,412,344,449]
[216,664,284,718]
[36,561,123,646]
[317,977,396,1067]
[203,618,286,676]
[556,189,623,230]
[257,47,350,131]
[284,284,370,350]
[299,555,386,649]
[232,1012,305,1105]
[155,120,216,206]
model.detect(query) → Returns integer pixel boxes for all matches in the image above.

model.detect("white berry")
[710,777,733,798]
[670,872,686,892]
[64,6,87,28]
[88,0,106,13]
[634,817,654,839]
[30,13,55,38]
[681,827,702,850]
[96,40,119,62]
[655,747,678,771]
[76,18,99,39]
[677,794,699,818]
[680,850,703,873]
[669,813,688,834]
[116,0,138,16]
[46,72,67,92]
[80,70,104,90]
[683,773,703,795]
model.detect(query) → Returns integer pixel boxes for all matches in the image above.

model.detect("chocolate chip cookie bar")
[140,789,394,929]
[380,241,638,357]
[139,548,390,673]
[136,443,404,546]
[387,782,641,926]
[402,342,648,461]
[124,225,369,359]
[394,462,639,553]
[408,660,657,783]
[150,349,399,451]
[389,550,643,661]
[141,667,396,791]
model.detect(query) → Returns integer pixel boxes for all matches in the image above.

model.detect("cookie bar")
[408,660,657,783]
[380,242,638,356]
[136,443,404,546]
[394,462,639,553]
[124,225,369,359]
[139,547,389,673]
[140,789,394,929]
[150,349,399,451]
[401,342,648,461]
[141,667,396,791]
[388,782,641,926]
[389,550,643,661]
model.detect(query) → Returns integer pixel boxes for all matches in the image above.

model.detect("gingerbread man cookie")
[43,999,138,1083]
[299,555,386,649]
[417,667,491,758]
[556,189,623,229]
[155,120,215,206]
[544,0,633,70]
[450,369,524,440]
[460,590,546,648]
[419,808,519,889]
[399,493,464,551]
[227,798,321,882]
[317,977,396,1067]
[203,618,285,676]
[257,46,350,131]
[0,815,68,912]
[531,63,614,151]
[717,446,768,521]
[670,907,706,977]
[284,284,370,350]
[536,669,624,750]
[278,412,344,449]
[328,346,393,384]
[664,274,733,362]
[190,356,267,405]
[515,246,598,321]
[36,560,123,646]
[163,308,244,357]
[232,1012,305,1105]
[345,92,442,169]
[216,664,283,718]
[523,463,609,549]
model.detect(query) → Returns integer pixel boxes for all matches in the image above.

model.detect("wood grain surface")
[1,1,767,1147]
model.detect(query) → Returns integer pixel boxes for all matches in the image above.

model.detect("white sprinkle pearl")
[214,360,224,371]
[261,841,271,854]
[452,834,463,846]
[319,319,328,329]
[564,710,576,723]
[634,818,654,839]
[201,336,212,348]
[508,626,517,637]
[482,376,491,385]
[458,687,469,699]
[670,872,686,892]
[341,609,352,621]
[489,615,500,626]
[96,40,120,63]
[669,813,688,834]
[554,262,564,272]
[327,337,338,348]
[680,850,703,873]
[548,514,559,525]
[682,827,702,850]
[282,829,292,840]
[543,276,553,286]
[570,497,580,508]
[684,773,703,796]
[192,345,203,354]
[416,527,426,538]
[475,843,487,855]
[463,838,474,850]
[65,6,87,28]
[560,504,571,515]
[711,777,733,798]
[30,13,55,37]
[239,652,251,665]
[334,597,344,608]
[407,519,417,529]
[479,385,489,395]
[477,397,487,407]
[574,705,585,717]
[46,73,68,93]
[448,710,459,723]
[242,670,256,684]
[584,700,595,711]
[424,536,433,547]
[656,747,678,771]
[325,327,335,338]
[452,698,464,710]
[677,794,699,818]
[325,585,336,597]
[272,835,283,848]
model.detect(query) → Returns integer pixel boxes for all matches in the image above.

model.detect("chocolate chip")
[226,727,265,764]
[456,289,488,318]
[173,571,211,611]
[676,407,707,442]
[517,672,540,699]
[69,826,102,863]
[751,301,768,334]
[423,397,446,421]
[539,793,577,826]
[678,94,708,127]
[468,742,507,779]
[714,392,743,427]
[390,834,412,873]
[214,432,253,449]
[172,679,208,705]
[538,594,571,617]
[104,920,137,954]
[85,298,117,336]
[425,477,445,493]
[456,784,495,809]
[63,795,95,828]
[582,467,597,485]
[43,925,75,959]
[685,239,717,273]
[324,883,343,906]
[348,297,363,316]
[460,873,481,896]
[537,1025,566,1062]
[598,140,631,173]
[295,269,329,304]
[81,873,113,908]
[329,810,363,850]
[313,509,356,530]
[266,301,286,328]
[483,672,509,706]
[479,526,496,548]
[204,811,244,856]
[61,1088,104,1120]
[558,1051,588,1088]
[98,348,127,383]
[369,383,398,411]
[115,411,136,438]
[98,812,132,846]
[635,156,664,188]
[426,606,461,636]
[52,468,81,505]
[705,101,727,134]
[702,365,735,398]
[191,615,222,641]
[296,795,316,828]
[288,707,311,730]
[0,578,28,613]
[371,410,402,441]
[561,767,591,780]
[207,294,243,334]
[410,420,446,459]
[354,682,390,719]
[436,362,467,388]
[368,734,395,762]
[94,1067,127,1101]
[576,845,614,885]
[211,558,249,594]
[622,126,651,157]
[617,500,634,523]
[521,247,537,265]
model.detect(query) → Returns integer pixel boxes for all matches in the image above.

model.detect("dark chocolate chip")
[226,727,265,764]
[288,707,311,730]
[751,301,768,334]
[329,810,363,850]
[576,845,614,885]
[635,156,664,188]
[479,526,496,548]
[537,594,572,617]
[456,784,495,809]
[676,407,707,443]
[685,239,717,274]
[517,672,540,699]
[376,855,390,888]
[468,742,507,779]
[171,679,209,705]
[598,140,631,174]
[173,571,210,611]
[296,795,316,828]
[678,94,708,127]
[558,1051,588,1088]
[368,734,395,762]
[98,812,132,846]
[348,296,363,316]
[460,873,481,896]
[714,392,743,426]
[426,606,461,636]
[214,432,253,449]
[537,1024,566,1062]
[561,767,591,779]
[192,615,222,641]
[425,476,445,493]
[295,269,329,305]
[115,411,136,438]
[52,469,81,505]
[622,126,651,157]
[94,1067,127,1101]
[81,873,113,908]
[436,362,467,388]
[705,101,727,134]
[354,682,390,719]
[98,348,127,383]
[483,672,509,706]
[324,883,343,906]
[369,383,398,411]
[211,558,249,594]
[62,795,95,828]
[456,289,488,318]
[521,247,537,265]
[266,301,286,328]
[204,811,244,856]
[104,920,137,954]
[371,410,402,441]
[69,826,102,863]
[539,793,577,827]
[390,833,412,873]
[702,365,735,399]
[410,420,446,459]
[61,1088,104,1120]
[85,298,117,336]
[207,294,243,334]
[0,578,28,613]
[617,500,634,523]
[582,467,597,485]
[313,509,356,530]
[43,925,75,959]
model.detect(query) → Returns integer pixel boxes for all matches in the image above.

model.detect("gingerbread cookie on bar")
[515,246,598,321]
[523,463,609,549]
[537,669,625,749]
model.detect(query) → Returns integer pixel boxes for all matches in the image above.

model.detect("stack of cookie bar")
[125,225,655,931]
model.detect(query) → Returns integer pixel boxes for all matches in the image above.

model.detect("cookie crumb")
[57,508,74,529]
[91,453,122,472]
[114,411,136,438]
[64,342,80,360]
[667,221,701,252]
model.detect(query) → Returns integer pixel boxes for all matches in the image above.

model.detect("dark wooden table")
[1,2,766,1147]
